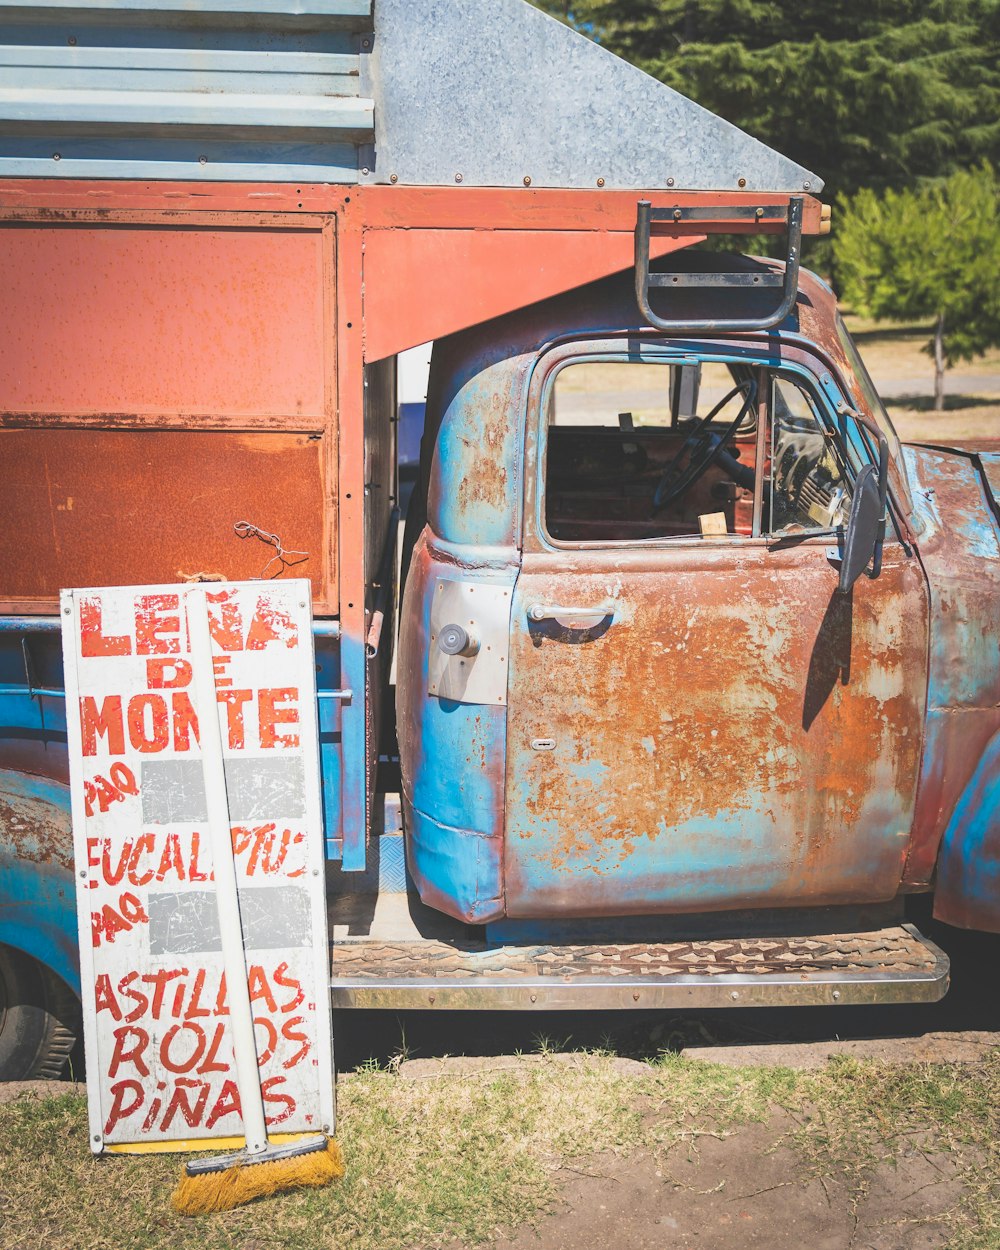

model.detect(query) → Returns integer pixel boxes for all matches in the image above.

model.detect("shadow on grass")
[849,323,934,345]
[885,394,1000,413]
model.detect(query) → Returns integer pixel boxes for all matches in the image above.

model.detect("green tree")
[534,1,1000,202]
[834,164,1000,410]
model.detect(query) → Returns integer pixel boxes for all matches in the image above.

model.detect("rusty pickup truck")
[0,0,994,1078]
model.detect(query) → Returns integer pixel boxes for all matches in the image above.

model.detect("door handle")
[527,603,615,623]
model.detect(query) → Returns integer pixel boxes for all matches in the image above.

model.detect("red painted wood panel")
[0,222,327,418]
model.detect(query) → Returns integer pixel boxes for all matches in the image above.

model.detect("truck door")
[503,342,929,918]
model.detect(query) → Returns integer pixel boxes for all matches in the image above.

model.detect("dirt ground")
[490,1122,967,1250]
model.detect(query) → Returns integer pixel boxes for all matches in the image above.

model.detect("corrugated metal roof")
[0,0,821,192]
[0,0,374,181]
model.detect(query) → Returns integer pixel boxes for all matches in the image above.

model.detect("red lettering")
[189,831,209,882]
[101,840,131,887]
[161,1078,210,1131]
[127,833,156,887]
[214,972,228,1017]
[80,597,131,657]
[135,594,181,656]
[217,689,252,750]
[254,1015,279,1067]
[246,600,298,651]
[119,972,149,1024]
[118,892,148,927]
[281,1016,310,1069]
[92,901,132,947]
[206,592,243,653]
[141,1080,167,1133]
[206,1079,242,1129]
[261,1076,295,1126]
[155,833,185,883]
[104,1079,144,1135]
[273,963,304,1013]
[80,695,125,757]
[248,966,278,1014]
[212,655,233,688]
[184,968,211,1020]
[127,694,169,753]
[160,1023,205,1075]
[94,974,122,1021]
[108,1025,150,1079]
[258,688,300,749]
[146,657,192,689]
[142,969,185,1019]
[198,1022,229,1075]
[171,691,199,752]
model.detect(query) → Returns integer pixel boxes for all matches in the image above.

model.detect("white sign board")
[60,581,334,1153]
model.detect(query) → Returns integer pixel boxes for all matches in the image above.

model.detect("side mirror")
[838,462,886,593]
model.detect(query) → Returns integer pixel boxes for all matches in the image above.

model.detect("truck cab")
[396,254,1000,952]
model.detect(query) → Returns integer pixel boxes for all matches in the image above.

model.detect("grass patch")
[0,1052,997,1249]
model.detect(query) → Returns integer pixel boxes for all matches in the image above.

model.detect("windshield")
[834,314,905,473]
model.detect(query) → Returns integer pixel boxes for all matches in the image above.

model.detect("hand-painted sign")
[61,581,333,1153]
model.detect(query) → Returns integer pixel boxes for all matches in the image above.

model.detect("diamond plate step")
[329,922,949,1010]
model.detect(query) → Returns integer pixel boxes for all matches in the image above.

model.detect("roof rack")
[634,196,804,335]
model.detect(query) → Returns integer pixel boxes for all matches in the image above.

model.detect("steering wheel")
[652,380,758,515]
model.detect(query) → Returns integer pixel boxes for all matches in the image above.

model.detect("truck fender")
[933,729,1000,933]
[0,769,80,996]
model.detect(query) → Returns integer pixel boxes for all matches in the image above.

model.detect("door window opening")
[544,358,759,542]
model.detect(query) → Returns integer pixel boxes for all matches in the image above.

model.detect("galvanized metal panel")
[0,0,373,181]
[368,0,822,193]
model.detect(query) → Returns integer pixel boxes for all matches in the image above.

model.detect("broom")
[171,586,343,1215]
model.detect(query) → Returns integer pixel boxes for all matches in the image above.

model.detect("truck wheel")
[0,947,79,1081]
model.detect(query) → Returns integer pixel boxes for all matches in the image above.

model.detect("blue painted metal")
[0,0,373,181]
[0,766,78,994]
[902,445,1000,931]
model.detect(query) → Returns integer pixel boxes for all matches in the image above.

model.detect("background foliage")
[535,1,1000,204]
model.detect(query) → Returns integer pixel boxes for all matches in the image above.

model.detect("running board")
[329,923,949,1011]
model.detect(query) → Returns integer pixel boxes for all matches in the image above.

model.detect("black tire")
[0,947,79,1081]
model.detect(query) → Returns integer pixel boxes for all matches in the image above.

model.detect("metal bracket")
[634,197,804,335]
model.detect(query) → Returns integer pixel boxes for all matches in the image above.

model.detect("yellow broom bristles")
[171,1138,345,1216]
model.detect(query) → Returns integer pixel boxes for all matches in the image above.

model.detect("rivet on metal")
[730,990,739,1000]
[93,1134,101,1143]
[803,181,811,190]
[673,208,682,221]
[63,605,71,614]
[390,173,398,184]
[755,207,764,218]
[52,153,61,161]
[632,992,640,1002]
[361,38,370,48]
[596,177,605,187]
[361,167,370,176]
[67,36,77,45]
[79,870,86,878]
[454,173,463,183]
[666,177,675,187]
[737,177,747,188]
[198,155,208,164]
[832,990,841,1000]
[523,175,532,186]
